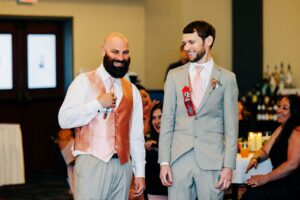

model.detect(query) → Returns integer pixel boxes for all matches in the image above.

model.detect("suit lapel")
[197,65,222,113]
[178,63,190,88]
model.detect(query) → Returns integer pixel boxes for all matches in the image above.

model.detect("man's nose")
[116,53,125,61]
[184,44,190,51]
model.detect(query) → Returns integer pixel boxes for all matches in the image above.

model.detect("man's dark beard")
[191,50,206,63]
[103,55,130,78]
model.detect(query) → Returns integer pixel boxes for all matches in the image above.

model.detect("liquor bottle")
[279,62,285,90]
[267,105,273,121]
[285,64,293,88]
[269,73,277,95]
[256,93,263,121]
[273,65,280,86]
[273,104,278,121]
[263,96,270,121]
[261,104,266,121]
[263,64,271,81]
[252,90,260,118]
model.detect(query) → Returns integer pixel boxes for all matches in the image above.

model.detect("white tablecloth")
[232,153,273,184]
[0,124,25,186]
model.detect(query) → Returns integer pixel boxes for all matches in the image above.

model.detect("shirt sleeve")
[130,84,146,177]
[58,73,104,128]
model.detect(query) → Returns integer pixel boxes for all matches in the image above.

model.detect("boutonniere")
[211,78,222,89]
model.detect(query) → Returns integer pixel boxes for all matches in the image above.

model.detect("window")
[0,34,13,90]
[27,34,56,89]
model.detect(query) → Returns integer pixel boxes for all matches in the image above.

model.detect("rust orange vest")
[74,70,133,164]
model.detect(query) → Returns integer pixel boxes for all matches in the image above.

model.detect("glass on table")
[240,141,250,158]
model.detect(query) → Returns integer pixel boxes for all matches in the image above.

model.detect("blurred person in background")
[136,84,159,136]
[242,95,300,200]
[164,44,189,81]
[145,103,168,200]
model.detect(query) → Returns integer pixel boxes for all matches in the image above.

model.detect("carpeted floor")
[0,170,246,200]
[0,171,73,200]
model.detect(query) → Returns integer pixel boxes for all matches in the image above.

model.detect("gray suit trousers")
[169,149,223,200]
[74,154,132,200]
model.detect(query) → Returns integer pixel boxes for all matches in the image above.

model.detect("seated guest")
[238,100,252,121]
[242,95,300,200]
[145,103,168,200]
[135,84,159,136]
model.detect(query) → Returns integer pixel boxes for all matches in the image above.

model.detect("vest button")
[195,116,198,120]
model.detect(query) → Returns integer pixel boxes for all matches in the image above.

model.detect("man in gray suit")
[159,20,238,199]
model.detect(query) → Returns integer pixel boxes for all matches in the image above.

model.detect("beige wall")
[145,0,184,89]
[263,0,300,88]
[145,0,232,89]
[0,0,146,81]
[1,0,299,90]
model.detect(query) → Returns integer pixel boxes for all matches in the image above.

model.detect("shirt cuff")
[90,99,104,113]
[134,163,145,178]
[160,162,169,166]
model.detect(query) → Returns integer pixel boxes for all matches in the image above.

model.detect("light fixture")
[17,0,39,4]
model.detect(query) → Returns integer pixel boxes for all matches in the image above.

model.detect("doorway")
[0,16,73,172]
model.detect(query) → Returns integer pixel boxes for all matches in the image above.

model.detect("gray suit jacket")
[158,62,238,170]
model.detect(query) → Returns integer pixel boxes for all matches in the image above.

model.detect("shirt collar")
[98,64,120,84]
[189,58,214,75]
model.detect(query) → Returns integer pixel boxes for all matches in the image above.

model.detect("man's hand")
[215,167,232,191]
[133,177,145,198]
[97,92,117,108]
[145,140,157,150]
[160,165,173,186]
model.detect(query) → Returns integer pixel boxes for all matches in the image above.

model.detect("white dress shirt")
[58,64,145,177]
[189,58,214,98]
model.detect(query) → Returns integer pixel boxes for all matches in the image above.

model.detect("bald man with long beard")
[59,32,146,200]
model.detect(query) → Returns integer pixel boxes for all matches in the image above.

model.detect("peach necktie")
[103,77,115,119]
[108,77,116,110]
[108,77,115,92]
[191,65,203,109]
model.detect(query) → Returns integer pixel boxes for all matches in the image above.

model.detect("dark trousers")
[241,181,296,200]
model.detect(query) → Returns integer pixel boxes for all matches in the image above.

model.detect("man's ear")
[205,36,213,48]
[101,47,106,57]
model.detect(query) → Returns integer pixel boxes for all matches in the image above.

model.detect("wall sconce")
[17,0,38,4]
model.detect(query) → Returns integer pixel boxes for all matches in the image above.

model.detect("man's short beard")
[103,55,130,78]
[191,50,206,63]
